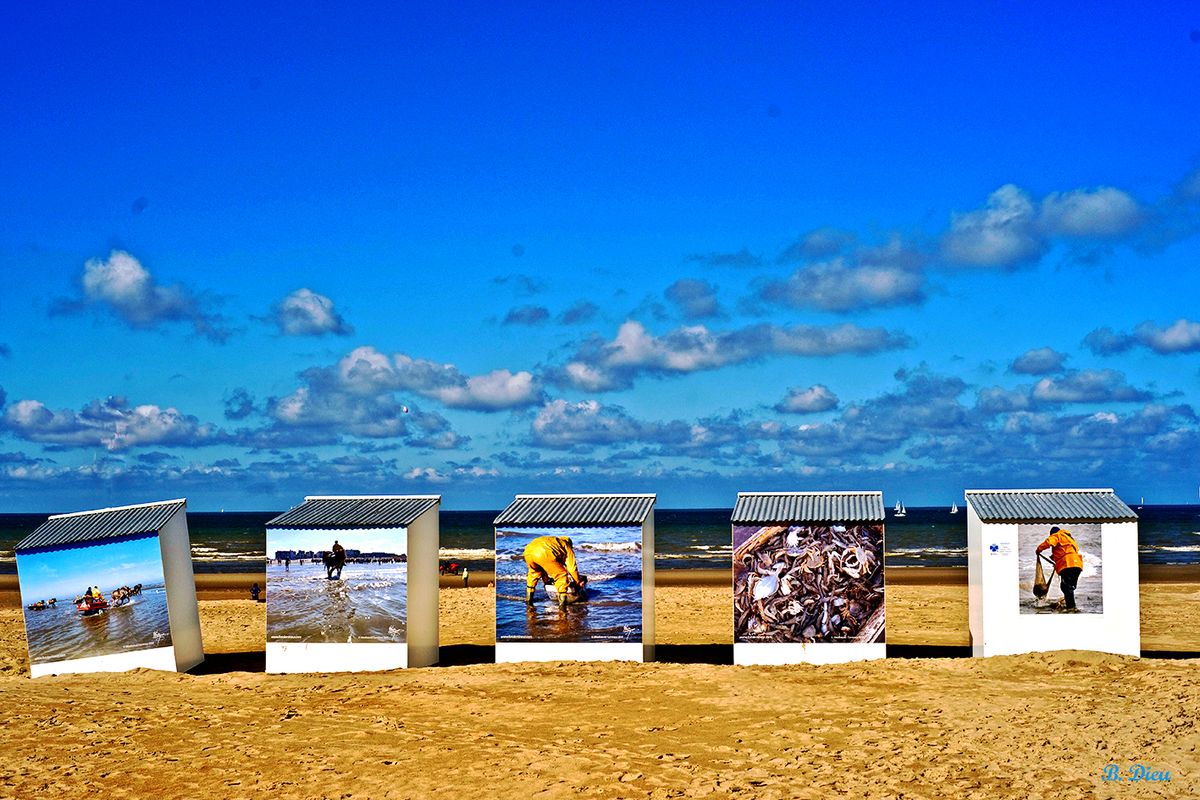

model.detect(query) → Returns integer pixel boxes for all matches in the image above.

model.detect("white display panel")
[29,645,178,679]
[495,642,644,663]
[734,642,887,666]
[267,642,409,673]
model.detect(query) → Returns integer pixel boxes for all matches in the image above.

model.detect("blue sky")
[2,4,1198,510]
[268,528,406,556]
[16,535,165,600]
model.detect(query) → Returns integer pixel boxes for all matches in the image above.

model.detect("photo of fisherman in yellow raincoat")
[495,525,643,643]
[523,535,588,608]
[1018,522,1103,614]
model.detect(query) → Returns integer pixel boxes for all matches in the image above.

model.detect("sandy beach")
[0,569,1197,797]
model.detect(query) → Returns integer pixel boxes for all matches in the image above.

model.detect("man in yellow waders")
[1036,526,1084,612]
[523,535,587,608]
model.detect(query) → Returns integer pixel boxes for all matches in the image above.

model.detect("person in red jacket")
[1036,526,1084,611]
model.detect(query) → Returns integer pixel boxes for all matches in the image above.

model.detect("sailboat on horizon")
[894,500,907,517]
[950,501,958,514]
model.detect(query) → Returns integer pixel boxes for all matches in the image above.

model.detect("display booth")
[494,493,655,663]
[15,499,204,678]
[965,488,1139,657]
[732,491,886,665]
[265,495,441,673]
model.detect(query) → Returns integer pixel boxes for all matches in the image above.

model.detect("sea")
[0,505,1197,575]
[266,560,408,644]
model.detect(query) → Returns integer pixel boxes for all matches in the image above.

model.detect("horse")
[322,550,346,580]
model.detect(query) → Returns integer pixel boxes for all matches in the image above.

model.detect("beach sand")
[0,569,1197,797]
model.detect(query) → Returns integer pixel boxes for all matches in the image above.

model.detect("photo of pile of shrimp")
[733,523,885,644]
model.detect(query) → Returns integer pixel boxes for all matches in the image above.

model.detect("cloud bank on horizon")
[1,5,1198,509]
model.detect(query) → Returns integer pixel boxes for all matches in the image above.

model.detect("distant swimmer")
[523,536,588,608]
[1036,526,1084,612]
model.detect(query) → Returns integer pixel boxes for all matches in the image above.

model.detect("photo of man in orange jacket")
[1036,525,1084,612]
[523,535,588,608]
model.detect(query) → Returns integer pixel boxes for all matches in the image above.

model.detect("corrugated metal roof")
[16,499,186,553]
[731,492,885,523]
[266,495,441,529]
[964,489,1137,522]
[494,494,656,526]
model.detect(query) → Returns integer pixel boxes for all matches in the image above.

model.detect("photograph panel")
[495,525,643,643]
[267,527,408,643]
[1017,523,1103,614]
[734,524,885,644]
[18,534,172,665]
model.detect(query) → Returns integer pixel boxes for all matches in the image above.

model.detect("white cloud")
[1040,187,1143,237]
[759,258,924,312]
[774,384,839,414]
[64,250,230,341]
[1133,318,1200,354]
[1030,370,1152,405]
[433,370,540,411]
[940,183,1155,268]
[941,184,1045,268]
[272,288,353,336]
[403,466,451,483]
[1086,318,1200,356]
[556,320,910,391]
[283,345,542,415]
[531,400,649,447]
[3,396,224,450]
[1009,347,1067,375]
[759,236,927,312]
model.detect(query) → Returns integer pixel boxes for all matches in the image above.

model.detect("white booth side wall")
[159,509,205,671]
[407,509,439,668]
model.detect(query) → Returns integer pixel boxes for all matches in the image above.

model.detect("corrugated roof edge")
[17,530,160,556]
[513,493,656,498]
[736,491,883,496]
[963,488,1116,494]
[963,488,1137,521]
[264,496,442,529]
[303,495,442,500]
[45,498,187,520]
[732,491,885,523]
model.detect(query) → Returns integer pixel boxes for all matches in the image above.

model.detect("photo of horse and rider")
[1017,523,1104,614]
[266,528,409,644]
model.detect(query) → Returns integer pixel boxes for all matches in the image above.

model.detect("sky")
[16,535,165,600]
[268,528,406,556]
[1,4,1198,511]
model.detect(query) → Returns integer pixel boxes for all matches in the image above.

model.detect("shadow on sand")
[180,643,1200,672]
[437,644,495,666]
[189,651,266,674]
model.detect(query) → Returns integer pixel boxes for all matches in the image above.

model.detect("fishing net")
[1033,555,1049,599]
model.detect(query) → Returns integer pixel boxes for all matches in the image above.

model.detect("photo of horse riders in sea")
[266,528,409,644]
[16,534,173,665]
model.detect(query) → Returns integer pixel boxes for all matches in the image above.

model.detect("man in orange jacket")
[523,535,587,607]
[1036,526,1084,611]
